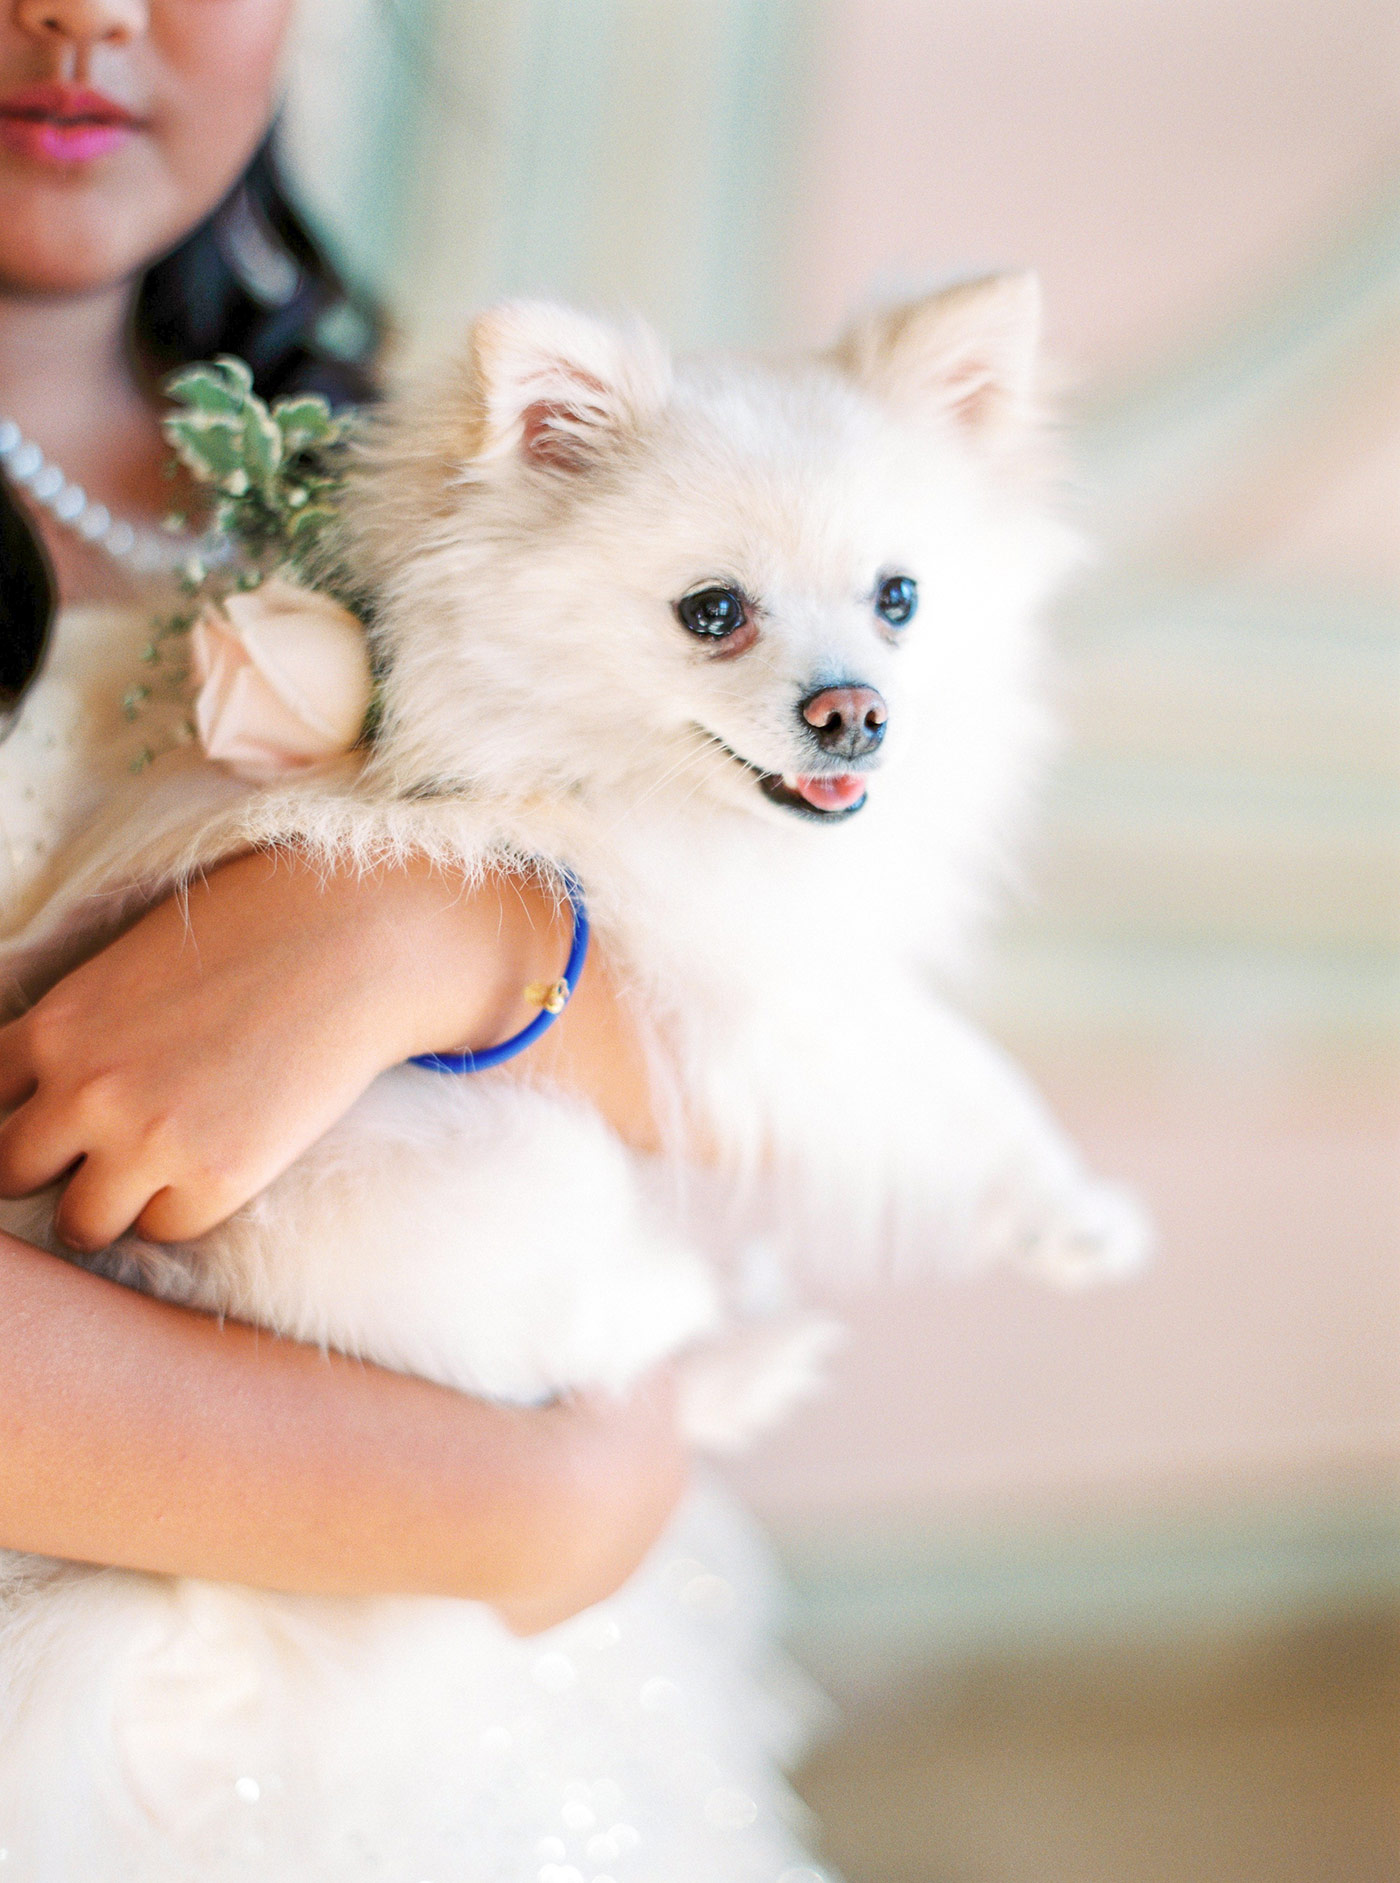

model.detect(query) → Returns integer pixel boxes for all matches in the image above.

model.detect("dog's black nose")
[799,684,887,760]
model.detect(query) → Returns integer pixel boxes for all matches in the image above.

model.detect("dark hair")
[132,132,384,411]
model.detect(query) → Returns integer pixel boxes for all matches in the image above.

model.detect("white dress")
[0,604,831,1883]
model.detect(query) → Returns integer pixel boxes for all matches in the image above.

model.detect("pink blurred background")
[732,0,1400,1554]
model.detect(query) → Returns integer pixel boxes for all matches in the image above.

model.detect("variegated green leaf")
[286,500,338,538]
[210,355,254,396]
[240,399,283,487]
[164,365,244,417]
[273,394,337,455]
[163,412,245,483]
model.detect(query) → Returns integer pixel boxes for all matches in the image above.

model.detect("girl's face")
[0,0,296,297]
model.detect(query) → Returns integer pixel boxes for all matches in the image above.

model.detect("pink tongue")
[793,772,867,812]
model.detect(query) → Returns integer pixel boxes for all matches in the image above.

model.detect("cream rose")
[190,577,373,783]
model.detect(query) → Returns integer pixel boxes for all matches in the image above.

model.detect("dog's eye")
[675,585,748,640]
[875,574,918,629]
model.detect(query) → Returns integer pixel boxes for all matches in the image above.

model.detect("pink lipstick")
[0,83,141,165]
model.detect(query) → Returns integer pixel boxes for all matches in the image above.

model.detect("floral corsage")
[135,357,373,781]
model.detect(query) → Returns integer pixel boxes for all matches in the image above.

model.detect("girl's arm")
[0,849,680,1622]
[0,847,660,1251]
[0,1225,684,1628]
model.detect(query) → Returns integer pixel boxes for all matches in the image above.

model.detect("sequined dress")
[0,604,832,1883]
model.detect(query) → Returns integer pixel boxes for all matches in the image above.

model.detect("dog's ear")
[460,301,672,472]
[833,273,1041,438]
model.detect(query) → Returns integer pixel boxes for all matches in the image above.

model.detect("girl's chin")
[0,178,183,298]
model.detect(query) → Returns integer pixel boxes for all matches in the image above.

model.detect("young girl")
[0,10,843,1877]
[0,0,688,1639]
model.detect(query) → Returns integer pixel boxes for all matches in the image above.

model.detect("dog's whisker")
[600,741,718,833]
[599,730,724,821]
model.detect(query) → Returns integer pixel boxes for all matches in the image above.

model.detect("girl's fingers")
[134,1182,227,1246]
[52,1153,157,1254]
[0,1099,83,1198]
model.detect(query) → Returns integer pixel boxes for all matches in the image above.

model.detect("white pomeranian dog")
[0,276,1147,1881]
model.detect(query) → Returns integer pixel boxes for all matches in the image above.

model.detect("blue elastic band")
[410,868,591,1075]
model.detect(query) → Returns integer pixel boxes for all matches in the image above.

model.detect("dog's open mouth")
[759,771,868,818]
[703,733,870,821]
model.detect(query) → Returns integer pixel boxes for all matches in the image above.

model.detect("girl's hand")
[0,848,581,1251]
[493,1369,687,1633]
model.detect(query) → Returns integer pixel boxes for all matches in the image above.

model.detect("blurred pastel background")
[283,5,1399,1877]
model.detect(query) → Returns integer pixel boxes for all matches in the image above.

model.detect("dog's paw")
[678,1312,846,1453]
[979,1174,1155,1290]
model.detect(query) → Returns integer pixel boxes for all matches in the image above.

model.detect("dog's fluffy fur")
[0,277,1148,1878]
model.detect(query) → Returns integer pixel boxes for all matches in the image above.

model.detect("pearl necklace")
[0,414,223,578]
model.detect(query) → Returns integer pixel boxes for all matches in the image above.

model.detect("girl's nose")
[13,0,148,55]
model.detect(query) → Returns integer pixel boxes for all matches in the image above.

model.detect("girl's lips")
[0,83,141,166]
[0,118,134,162]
